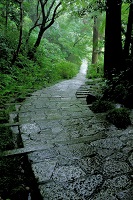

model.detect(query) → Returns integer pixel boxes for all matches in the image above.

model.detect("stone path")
[16,60,133,199]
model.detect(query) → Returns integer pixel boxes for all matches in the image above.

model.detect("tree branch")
[46,0,56,20]
[44,2,61,31]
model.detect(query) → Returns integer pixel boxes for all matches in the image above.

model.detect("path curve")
[19,60,133,200]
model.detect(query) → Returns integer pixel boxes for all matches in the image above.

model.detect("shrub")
[90,100,114,113]
[106,108,131,129]
[55,61,80,79]
[86,63,104,79]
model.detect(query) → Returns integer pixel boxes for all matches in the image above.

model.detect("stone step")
[76,95,88,98]
[1,113,92,126]
[76,90,89,93]
[0,132,106,157]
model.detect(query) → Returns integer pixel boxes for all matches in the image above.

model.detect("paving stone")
[116,186,133,200]
[39,182,81,200]
[57,143,96,159]
[103,160,131,178]
[28,148,59,163]
[128,152,133,167]
[97,148,114,158]
[79,156,102,174]
[102,175,132,191]
[20,123,40,134]
[32,160,57,183]
[93,190,118,200]
[90,137,124,150]
[36,120,61,130]
[20,137,47,147]
[65,174,103,198]
[52,132,70,142]
[108,151,128,161]
[52,165,86,182]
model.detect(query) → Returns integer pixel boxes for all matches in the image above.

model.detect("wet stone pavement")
[18,61,133,199]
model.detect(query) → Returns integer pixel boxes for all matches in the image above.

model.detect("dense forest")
[0,0,93,105]
[0,0,132,105]
[0,0,133,199]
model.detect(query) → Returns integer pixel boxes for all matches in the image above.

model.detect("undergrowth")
[90,100,114,113]
[0,57,80,106]
[106,108,131,129]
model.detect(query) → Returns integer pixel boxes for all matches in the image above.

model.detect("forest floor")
[1,60,133,199]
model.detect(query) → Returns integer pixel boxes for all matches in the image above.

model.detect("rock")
[93,190,118,200]
[102,175,131,190]
[103,160,131,178]
[52,165,86,182]
[39,182,81,199]
[91,137,123,150]
[128,152,133,167]
[116,187,133,200]
[66,174,103,198]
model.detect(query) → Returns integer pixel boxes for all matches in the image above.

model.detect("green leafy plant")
[106,108,131,129]
[87,63,104,79]
[55,61,80,79]
[90,100,114,113]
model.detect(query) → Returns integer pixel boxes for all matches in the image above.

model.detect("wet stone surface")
[16,60,133,199]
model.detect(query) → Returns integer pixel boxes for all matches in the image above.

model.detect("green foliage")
[87,63,104,79]
[35,38,65,63]
[102,60,133,108]
[106,108,131,129]
[90,100,114,113]
[55,61,80,79]
[0,126,14,151]
[45,16,91,63]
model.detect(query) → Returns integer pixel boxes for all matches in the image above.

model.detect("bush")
[106,108,131,129]
[55,61,80,79]
[87,63,104,79]
[90,100,114,113]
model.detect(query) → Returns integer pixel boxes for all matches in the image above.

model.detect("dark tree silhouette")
[104,0,122,79]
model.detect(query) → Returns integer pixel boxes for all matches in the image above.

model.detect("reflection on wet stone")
[32,160,57,183]
[20,123,40,134]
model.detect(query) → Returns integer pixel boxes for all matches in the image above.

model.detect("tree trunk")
[28,26,45,59]
[92,16,99,64]
[27,1,61,59]
[124,1,133,59]
[11,1,23,66]
[104,0,122,79]
[34,27,45,50]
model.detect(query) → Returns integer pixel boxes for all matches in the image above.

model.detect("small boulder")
[86,93,97,104]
